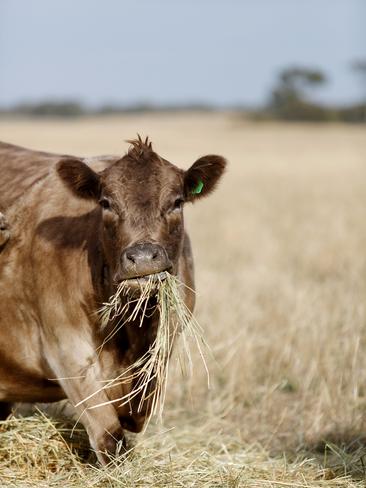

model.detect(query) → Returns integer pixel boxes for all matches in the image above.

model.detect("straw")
[77,273,210,425]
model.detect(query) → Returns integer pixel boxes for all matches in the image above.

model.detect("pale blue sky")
[0,0,365,108]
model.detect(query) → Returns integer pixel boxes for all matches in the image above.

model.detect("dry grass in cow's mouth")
[113,271,170,295]
[81,273,209,423]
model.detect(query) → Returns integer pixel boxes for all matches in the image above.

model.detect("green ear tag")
[192,179,204,195]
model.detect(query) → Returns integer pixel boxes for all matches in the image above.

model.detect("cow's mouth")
[122,271,169,293]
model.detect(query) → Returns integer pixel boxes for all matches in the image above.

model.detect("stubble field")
[0,113,366,487]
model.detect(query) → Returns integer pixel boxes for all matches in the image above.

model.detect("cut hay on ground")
[1,412,365,487]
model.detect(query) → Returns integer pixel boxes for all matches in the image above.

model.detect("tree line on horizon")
[1,62,365,122]
[255,60,366,123]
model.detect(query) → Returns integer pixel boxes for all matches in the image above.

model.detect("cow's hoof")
[0,213,10,247]
[96,427,127,465]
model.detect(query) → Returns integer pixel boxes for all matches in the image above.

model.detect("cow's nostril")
[125,249,136,263]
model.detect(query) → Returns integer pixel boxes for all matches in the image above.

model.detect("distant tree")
[267,66,334,121]
[281,67,325,92]
[351,59,366,81]
[270,67,326,110]
[351,59,366,100]
[11,101,86,118]
[351,59,366,121]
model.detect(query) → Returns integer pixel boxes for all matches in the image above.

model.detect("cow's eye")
[99,197,111,210]
[172,198,184,212]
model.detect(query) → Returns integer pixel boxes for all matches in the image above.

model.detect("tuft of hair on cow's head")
[125,134,154,162]
[56,158,101,200]
[184,154,227,202]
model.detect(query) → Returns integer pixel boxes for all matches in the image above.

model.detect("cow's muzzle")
[119,242,172,283]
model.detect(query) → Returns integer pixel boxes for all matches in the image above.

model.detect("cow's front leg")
[0,212,10,248]
[41,327,124,465]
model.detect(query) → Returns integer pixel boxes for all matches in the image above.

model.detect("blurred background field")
[1,113,366,486]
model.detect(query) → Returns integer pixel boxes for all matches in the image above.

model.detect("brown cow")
[0,137,226,463]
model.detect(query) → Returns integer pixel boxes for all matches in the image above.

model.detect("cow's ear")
[56,158,101,200]
[184,155,226,202]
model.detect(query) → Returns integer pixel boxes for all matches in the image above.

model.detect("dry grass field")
[0,113,366,487]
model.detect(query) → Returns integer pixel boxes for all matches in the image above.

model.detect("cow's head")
[56,137,226,291]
